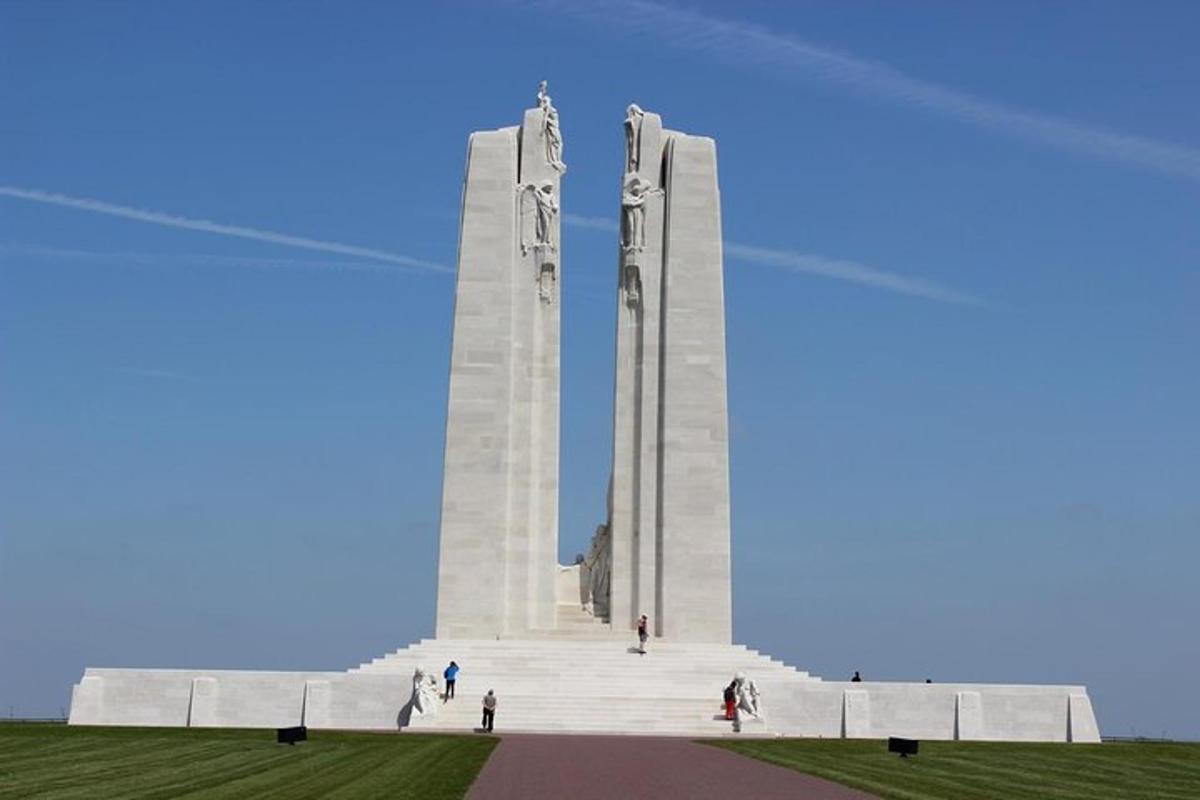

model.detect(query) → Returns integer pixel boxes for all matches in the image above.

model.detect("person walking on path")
[443,661,460,701]
[636,614,649,654]
[723,681,737,721]
[481,689,497,732]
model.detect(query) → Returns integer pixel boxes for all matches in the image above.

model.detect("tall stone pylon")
[601,105,733,643]
[435,83,565,638]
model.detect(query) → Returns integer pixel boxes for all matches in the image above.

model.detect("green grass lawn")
[0,723,496,800]
[708,738,1200,800]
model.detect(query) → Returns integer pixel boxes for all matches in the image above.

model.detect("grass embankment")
[0,723,495,800]
[709,738,1200,800]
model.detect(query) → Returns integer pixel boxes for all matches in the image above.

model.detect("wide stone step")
[365,657,793,668]
[354,655,807,674]
[415,721,747,735]
[354,665,810,682]
[360,652,793,665]
[403,638,760,651]
[414,707,742,720]
[412,718,745,732]
[407,694,763,733]
[396,691,766,704]
[415,706,732,722]
[361,649,778,660]
[356,676,809,692]
[352,666,812,683]
[370,662,802,674]
[358,642,781,660]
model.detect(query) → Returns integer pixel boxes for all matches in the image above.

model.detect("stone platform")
[69,637,1099,742]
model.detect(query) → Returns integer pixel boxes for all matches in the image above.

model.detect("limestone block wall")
[436,126,520,639]
[658,133,732,643]
[69,668,409,730]
[759,679,1101,743]
[435,104,561,639]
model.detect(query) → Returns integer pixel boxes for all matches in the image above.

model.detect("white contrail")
[0,186,451,273]
[540,0,1200,182]
[2,192,978,304]
[0,243,442,277]
[722,243,982,306]
[562,214,981,305]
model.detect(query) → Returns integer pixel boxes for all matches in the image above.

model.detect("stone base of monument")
[68,639,1099,742]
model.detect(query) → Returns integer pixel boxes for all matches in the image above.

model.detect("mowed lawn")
[709,738,1200,800]
[0,723,496,800]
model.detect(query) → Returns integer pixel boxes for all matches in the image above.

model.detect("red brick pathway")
[466,734,879,800]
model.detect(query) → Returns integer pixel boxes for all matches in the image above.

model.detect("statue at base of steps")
[410,666,439,718]
[735,672,762,720]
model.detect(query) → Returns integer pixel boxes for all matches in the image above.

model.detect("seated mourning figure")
[410,666,439,717]
[582,523,612,619]
[734,672,762,719]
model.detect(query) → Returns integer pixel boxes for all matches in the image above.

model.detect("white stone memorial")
[68,85,1101,743]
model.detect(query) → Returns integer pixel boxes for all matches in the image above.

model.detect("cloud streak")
[562,214,981,305]
[722,243,982,306]
[542,0,1200,182]
[0,186,451,273]
[2,192,978,304]
[0,243,441,278]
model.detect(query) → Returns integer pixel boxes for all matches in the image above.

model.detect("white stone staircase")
[69,636,1099,741]
[551,603,617,636]
[350,635,821,736]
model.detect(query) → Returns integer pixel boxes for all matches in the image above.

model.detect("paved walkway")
[466,734,879,800]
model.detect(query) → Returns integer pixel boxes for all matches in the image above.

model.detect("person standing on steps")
[443,661,459,702]
[636,614,649,654]
[850,670,862,683]
[481,689,497,733]
[723,681,737,721]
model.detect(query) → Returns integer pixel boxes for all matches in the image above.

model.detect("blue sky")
[1,1,1196,737]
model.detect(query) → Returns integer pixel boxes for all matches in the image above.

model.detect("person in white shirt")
[481,689,497,733]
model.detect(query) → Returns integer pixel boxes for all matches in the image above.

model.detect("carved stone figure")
[532,182,558,247]
[583,523,611,619]
[410,666,439,717]
[624,103,645,173]
[734,672,762,719]
[623,263,641,308]
[537,80,566,173]
[519,181,559,255]
[621,173,663,252]
[539,262,556,305]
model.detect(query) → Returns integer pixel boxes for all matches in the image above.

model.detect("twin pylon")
[435,87,733,643]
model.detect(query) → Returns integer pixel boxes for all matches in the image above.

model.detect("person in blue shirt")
[443,661,460,701]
